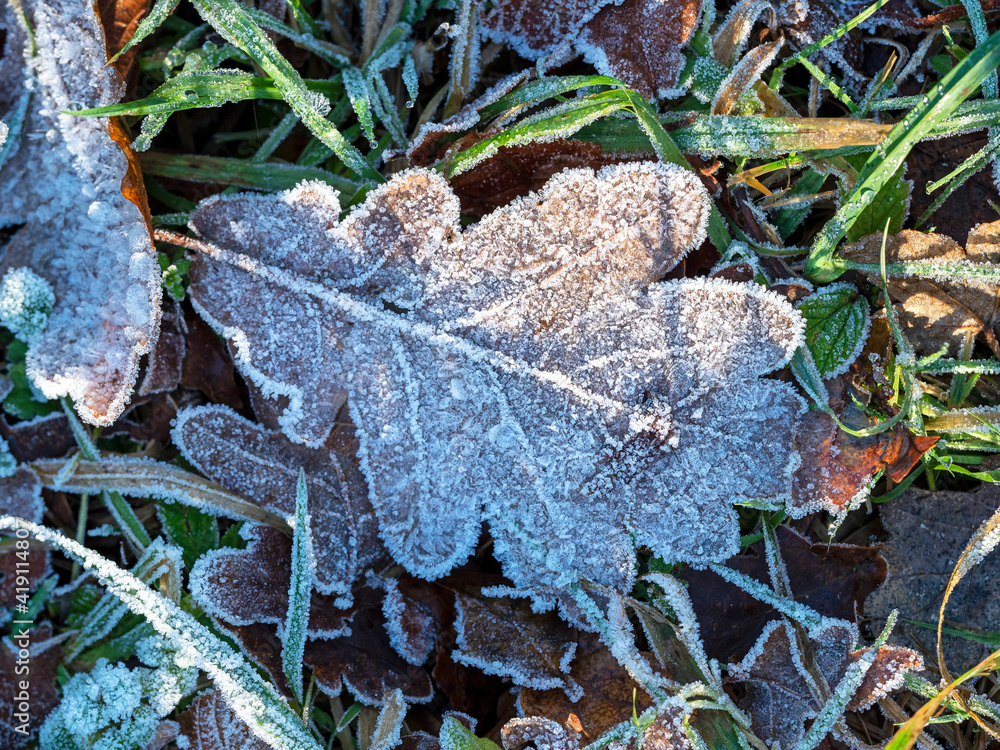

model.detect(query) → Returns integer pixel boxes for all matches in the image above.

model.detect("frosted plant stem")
[0,517,325,750]
[62,399,150,554]
[69,492,88,581]
[959,1,1000,188]
[282,468,313,706]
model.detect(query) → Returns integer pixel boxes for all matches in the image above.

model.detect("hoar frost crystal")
[181,162,806,601]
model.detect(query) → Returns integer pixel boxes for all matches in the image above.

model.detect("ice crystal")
[0,0,161,426]
[184,164,805,595]
[0,268,54,344]
[39,637,197,750]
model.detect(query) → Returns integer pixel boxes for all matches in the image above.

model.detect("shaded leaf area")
[176,688,270,750]
[866,483,1000,670]
[182,164,806,598]
[440,140,653,219]
[0,0,160,426]
[0,468,48,612]
[685,526,887,663]
[729,619,921,750]
[0,623,61,748]
[842,222,1000,357]
[480,0,701,99]
[792,376,938,515]
[907,132,1000,242]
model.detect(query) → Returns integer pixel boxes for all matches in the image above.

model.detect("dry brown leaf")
[841,223,1000,356]
[791,376,938,515]
[685,526,887,663]
[729,619,921,749]
[453,592,579,694]
[97,0,153,77]
[865,483,1000,670]
[479,0,701,99]
[577,0,702,100]
[445,140,653,218]
[177,688,270,750]
[0,0,161,426]
[519,632,669,741]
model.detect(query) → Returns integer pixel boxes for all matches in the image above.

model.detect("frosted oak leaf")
[0,0,161,426]
[183,163,805,594]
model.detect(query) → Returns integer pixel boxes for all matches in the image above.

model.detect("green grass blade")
[0,518,325,750]
[805,28,1000,282]
[188,0,382,183]
[282,469,313,706]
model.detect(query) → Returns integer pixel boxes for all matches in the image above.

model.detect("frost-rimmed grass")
[0,517,323,750]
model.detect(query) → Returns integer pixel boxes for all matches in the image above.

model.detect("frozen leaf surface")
[190,525,353,638]
[729,619,921,749]
[185,164,804,593]
[841,223,1000,356]
[0,0,160,426]
[177,688,270,750]
[175,404,381,598]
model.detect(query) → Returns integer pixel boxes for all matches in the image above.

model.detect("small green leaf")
[797,284,871,378]
[158,501,219,570]
[440,717,502,750]
[843,155,910,242]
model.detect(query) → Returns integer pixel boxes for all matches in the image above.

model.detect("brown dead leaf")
[791,377,938,515]
[177,688,270,750]
[479,0,701,99]
[519,632,667,740]
[685,526,887,662]
[866,483,1000,670]
[453,592,579,693]
[729,619,921,749]
[0,414,75,462]
[578,0,702,100]
[97,0,153,77]
[181,306,244,410]
[138,300,185,397]
[446,140,653,218]
[841,223,1000,357]
[0,623,62,748]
